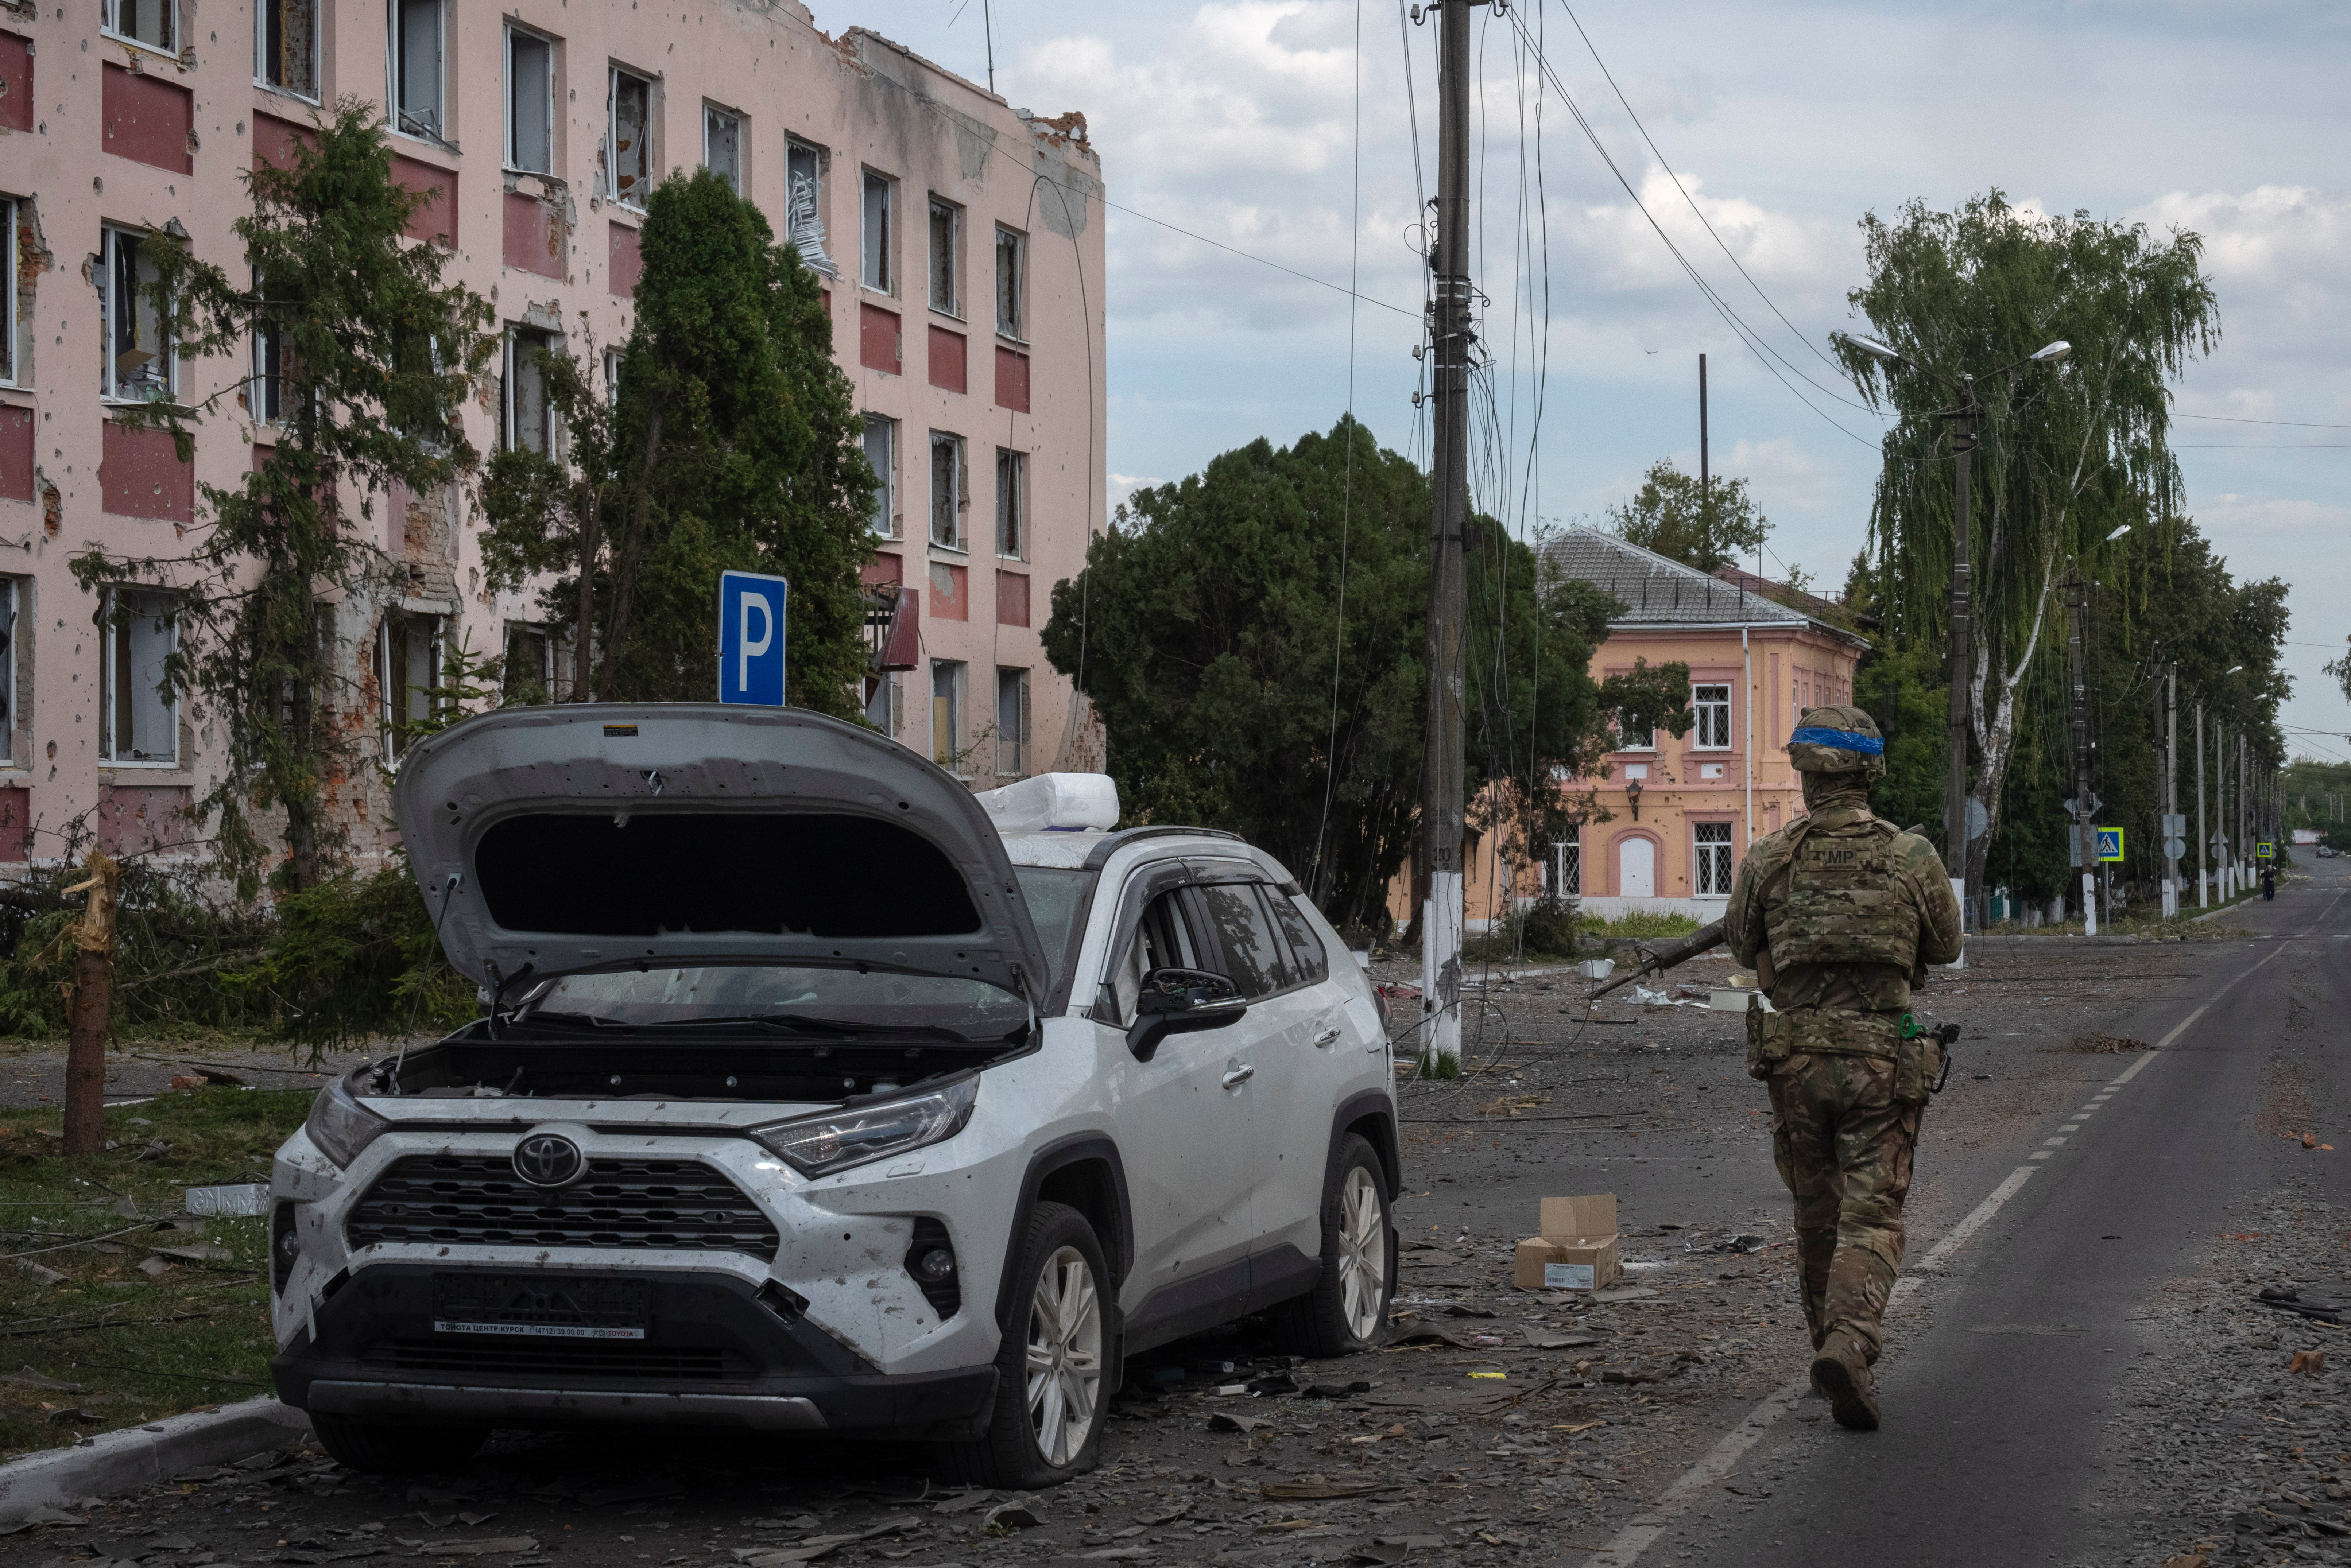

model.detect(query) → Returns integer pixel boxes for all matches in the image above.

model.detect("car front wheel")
[1277,1132,1394,1357]
[948,1200,1111,1489]
[307,1412,487,1476]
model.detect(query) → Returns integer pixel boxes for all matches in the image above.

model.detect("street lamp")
[1837,333,2074,938]
[2106,524,2133,542]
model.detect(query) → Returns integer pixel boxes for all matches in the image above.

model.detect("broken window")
[0,198,16,387]
[702,104,741,194]
[786,140,834,274]
[504,327,555,453]
[929,431,963,550]
[253,313,286,423]
[930,660,963,768]
[390,0,445,140]
[257,0,317,96]
[602,346,623,407]
[1615,709,1653,752]
[0,579,17,760]
[98,226,174,403]
[860,171,893,292]
[863,672,899,737]
[1694,822,1734,897]
[378,611,441,764]
[863,415,897,538]
[995,226,1024,338]
[1692,682,1731,749]
[995,448,1024,558]
[503,623,551,704]
[995,667,1028,778]
[928,197,960,316]
[505,25,554,174]
[102,588,177,765]
[605,67,651,206]
[102,0,174,54]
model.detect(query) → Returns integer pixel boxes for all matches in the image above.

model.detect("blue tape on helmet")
[1788,726,1885,756]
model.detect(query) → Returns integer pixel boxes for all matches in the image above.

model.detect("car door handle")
[1221,1065,1255,1089]
[1313,1026,1343,1048]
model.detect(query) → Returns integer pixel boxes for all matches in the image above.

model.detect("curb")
[0,1396,311,1524]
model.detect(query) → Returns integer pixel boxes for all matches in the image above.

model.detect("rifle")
[1588,919,1726,1001]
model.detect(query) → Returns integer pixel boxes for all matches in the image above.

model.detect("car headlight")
[305,1075,391,1169]
[749,1076,979,1179]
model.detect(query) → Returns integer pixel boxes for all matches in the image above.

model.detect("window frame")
[0,197,17,388]
[1614,710,1655,753]
[503,325,558,454]
[864,671,901,738]
[701,101,743,194]
[863,414,898,539]
[252,304,286,424]
[100,586,179,768]
[377,609,443,766]
[928,430,965,551]
[503,22,556,176]
[927,195,961,318]
[995,447,1025,559]
[0,578,19,764]
[994,225,1025,340]
[387,0,447,143]
[255,0,319,99]
[1693,821,1735,898]
[995,665,1028,778]
[1691,682,1732,750]
[101,0,176,57]
[603,64,654,209]
[860,170,894,293]
[930,659,965,770]
[1547,838,1581,898]
[785,139,834,275]
[98,225,175,405]
[502,621,553,704]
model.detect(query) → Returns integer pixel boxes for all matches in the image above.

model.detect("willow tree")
[1836,190,2219,896]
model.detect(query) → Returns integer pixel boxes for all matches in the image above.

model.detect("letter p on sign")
[718,570,789,705]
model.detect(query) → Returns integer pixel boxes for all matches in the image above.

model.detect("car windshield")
[1014,866,1089,991]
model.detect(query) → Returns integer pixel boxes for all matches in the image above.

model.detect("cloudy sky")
[841,0,2351,760]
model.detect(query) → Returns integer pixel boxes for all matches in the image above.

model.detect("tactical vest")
[1763,812,1920,1011]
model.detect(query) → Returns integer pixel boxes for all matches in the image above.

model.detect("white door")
[1620,837,1657,898]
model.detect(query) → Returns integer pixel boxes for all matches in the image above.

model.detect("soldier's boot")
[1809,1332,1880,1432]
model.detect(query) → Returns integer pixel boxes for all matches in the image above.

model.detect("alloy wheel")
[1025,1245,1103,1466]
[1338,1165,1388,1341]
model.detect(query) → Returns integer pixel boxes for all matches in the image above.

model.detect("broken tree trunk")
[61,852,122,1157]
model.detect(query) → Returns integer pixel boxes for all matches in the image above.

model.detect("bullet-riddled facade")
[0,0,1103,866]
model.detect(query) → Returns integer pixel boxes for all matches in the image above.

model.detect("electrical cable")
[1310,0,1366,900]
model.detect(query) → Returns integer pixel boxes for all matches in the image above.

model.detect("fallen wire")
[123,1052,333,1078]
[0,1311,217,1341]
[42,1358,267,1387]
[0,1216,187,1262]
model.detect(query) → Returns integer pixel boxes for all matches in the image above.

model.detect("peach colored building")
[1393,528,1870,929]
[0,0,1101,866]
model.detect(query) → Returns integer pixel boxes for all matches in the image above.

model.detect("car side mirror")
[1127,967,1246,1062]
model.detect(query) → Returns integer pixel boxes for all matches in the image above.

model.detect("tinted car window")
[1196,883,1288,999]
[1108,888,1204,1023]
[1266,889,1329,985]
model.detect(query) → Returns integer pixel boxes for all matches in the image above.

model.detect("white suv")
[268,706,1399,1488]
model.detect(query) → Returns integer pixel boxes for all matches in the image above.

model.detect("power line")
[1100,197,1421,319]
[2174,443,2351,450]
[2177,412,2351,430]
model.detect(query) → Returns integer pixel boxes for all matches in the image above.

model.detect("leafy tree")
[1041,419,1688,929]
[1837,188,2221,904]
[480,169,876,709]
[1606,458,1769,573]
[70,100,493,897]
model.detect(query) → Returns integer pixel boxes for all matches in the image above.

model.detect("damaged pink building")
[0,0,1104,865]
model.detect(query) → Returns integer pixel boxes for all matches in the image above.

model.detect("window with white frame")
[601,346,623,407]
[505,26,554,174]
[995,667,1029,778]
[389,0,445,140]
[860,171,893,292]
[930,660,963,768]
[504,327,555,453]
[929,431,963,549]
[0,198,18,387]
[1694,822,1734,897]
[502,622,551,704]
[785,140,834,273]
[604,67,652,206]
[928,197,960,315]
[257,0,318,96]
[863,672,899,737]
[1615,709,1654,752]
[102,0,174,54]
[995,225,1024,338]
[102,589,178,766]
[1546,838,1581,898]
[1692,682,1732,749]
[702,104,741,193]
[863,415,897,537]
[378,611,441,762]
[252,310,286,423]
[98,226,174,403]
[0,579,18,762]
[995,448,1025,558]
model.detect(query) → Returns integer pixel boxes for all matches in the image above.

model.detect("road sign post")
[718,570,789,706]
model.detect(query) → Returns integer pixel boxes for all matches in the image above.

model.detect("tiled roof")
[1542,527,1810,629]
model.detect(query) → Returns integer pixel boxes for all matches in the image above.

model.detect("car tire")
[945,1200,1113,1490]
[1276,1133,1395,1358]
[307,1412,488,1476]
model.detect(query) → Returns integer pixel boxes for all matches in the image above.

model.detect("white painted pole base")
[2081,870,2099,936]
[1424,871,1463,1073]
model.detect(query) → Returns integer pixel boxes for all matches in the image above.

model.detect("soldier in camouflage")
[1724,705,1965,1431]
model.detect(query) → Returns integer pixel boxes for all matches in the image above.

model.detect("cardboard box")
[1513,1194,1622,1291]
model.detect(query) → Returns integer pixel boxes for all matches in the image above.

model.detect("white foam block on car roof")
[975,773,1119,833]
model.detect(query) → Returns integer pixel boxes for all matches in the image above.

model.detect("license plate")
[431,1275,649,1340]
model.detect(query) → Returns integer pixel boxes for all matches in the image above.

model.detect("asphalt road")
[1657,860,2351,1568]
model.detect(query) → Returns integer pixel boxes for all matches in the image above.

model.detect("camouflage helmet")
[1788,705,1886,777]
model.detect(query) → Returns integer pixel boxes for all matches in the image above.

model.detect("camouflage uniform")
[1724,706,1964,1428]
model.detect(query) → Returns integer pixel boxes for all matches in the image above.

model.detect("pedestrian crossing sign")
[2095,827,2125,862]
[2257,841,2275,860]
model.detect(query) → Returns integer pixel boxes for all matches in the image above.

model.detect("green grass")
[1577,910,1704,940]
[0,1086,311,1459]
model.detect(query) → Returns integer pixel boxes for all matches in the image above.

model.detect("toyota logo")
[512,1133,584,1188]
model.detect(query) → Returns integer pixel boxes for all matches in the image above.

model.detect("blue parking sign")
[718,570,789,705]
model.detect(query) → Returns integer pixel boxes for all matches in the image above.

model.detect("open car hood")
[392,705,1052,1000]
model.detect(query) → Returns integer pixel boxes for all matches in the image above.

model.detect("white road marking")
[2045,1137,2069,1145]
[2031,1150,2054,1160]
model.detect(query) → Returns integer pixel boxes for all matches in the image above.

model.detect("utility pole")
[2066,577,2096,933]
[2164,666,2179,919]
[1699,353,1709,537]
[1417,0,1477,1074]
[1946,384,1980,938]
[2196,700,2208,909]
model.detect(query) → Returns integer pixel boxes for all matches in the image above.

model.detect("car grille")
[367,1338,749,1381]
[346,1154,779,1258]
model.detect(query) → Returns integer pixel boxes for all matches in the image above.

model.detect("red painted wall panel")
[860,304,901,375]
[927,326,967,395]
[101,63,192,174]
[608,220,642,296]
[97,785,193,858]
[0,32,32,135]
[0,407,31,504]
[503,192,563,279]
[391,155,457,246]
[251,111,315,173]
[861,551,903,586]
[996,570,1030,628]
[994,346,1031,413]
[100,422,193,521]
[929,562,968,621]
[0,788,28,863]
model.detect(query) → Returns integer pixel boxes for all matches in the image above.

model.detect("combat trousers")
[1766,1050,1921,1361]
